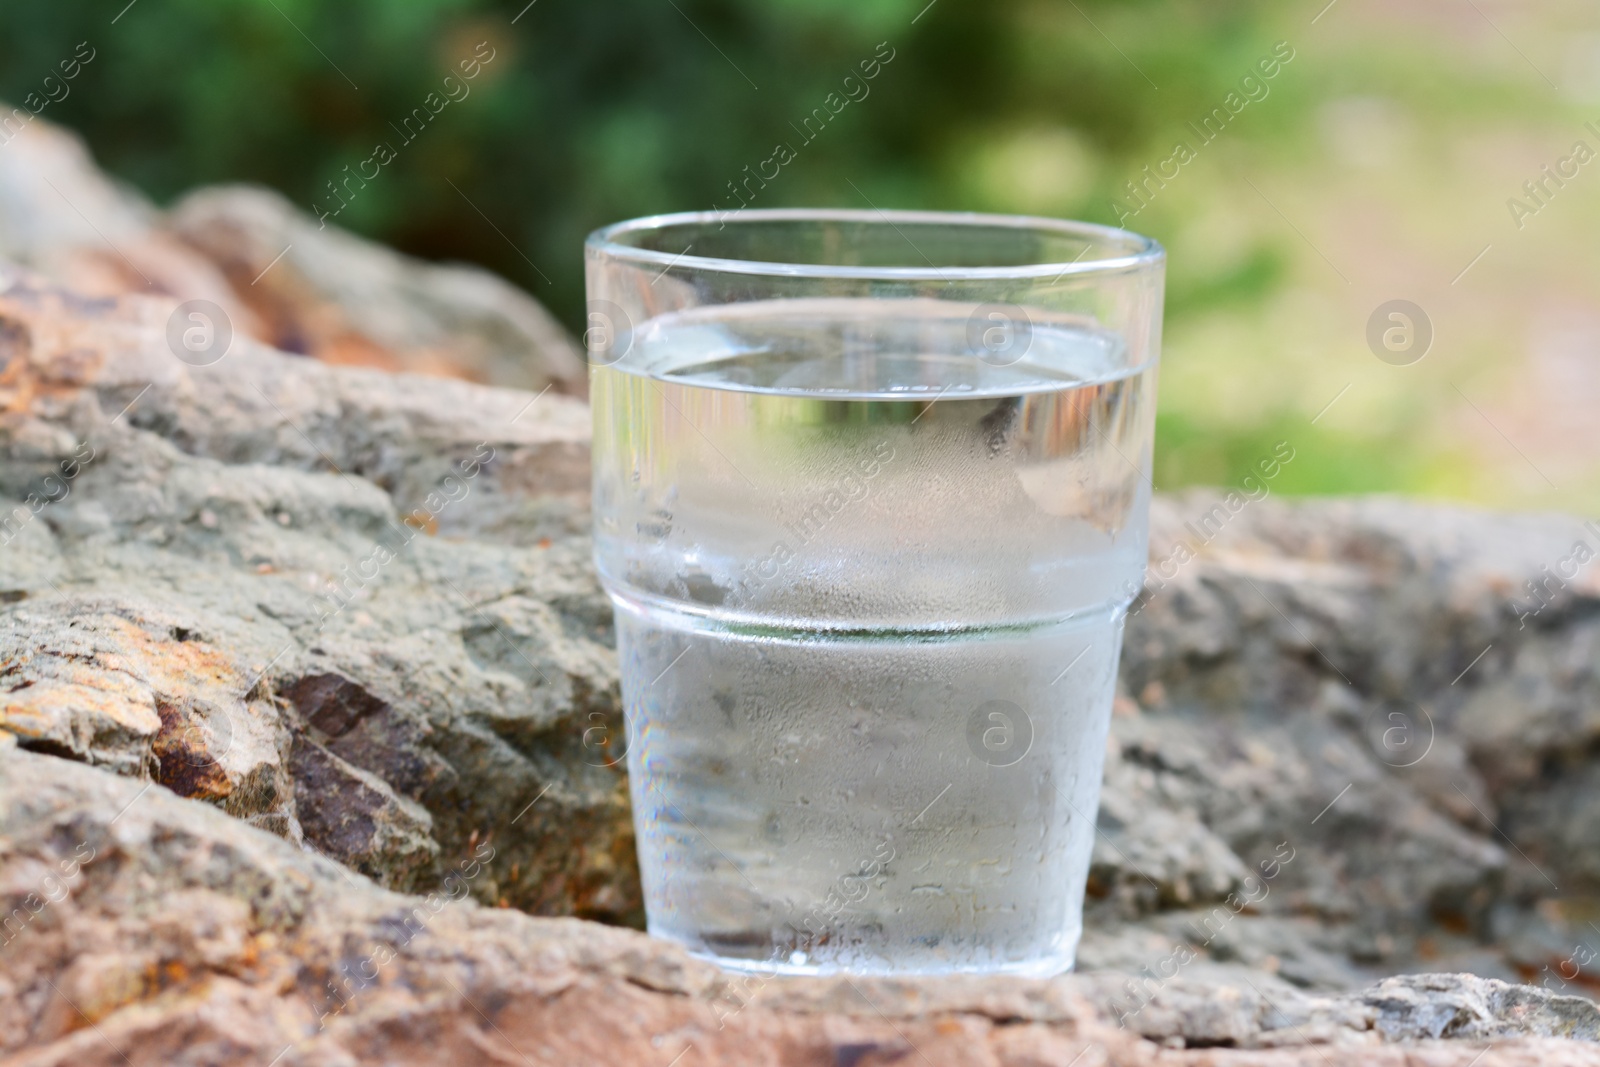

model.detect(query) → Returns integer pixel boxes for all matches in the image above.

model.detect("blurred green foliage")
[0,0,1292,326]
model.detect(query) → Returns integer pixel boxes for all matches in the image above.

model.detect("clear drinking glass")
[586,209,1163,977]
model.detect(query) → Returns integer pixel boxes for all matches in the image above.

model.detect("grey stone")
[167,185,588,393]
[1093,491,1600,986]
[0,269,632,921]
[1359,973,1600,1042]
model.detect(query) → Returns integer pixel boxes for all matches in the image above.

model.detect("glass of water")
[586,210,1163,977]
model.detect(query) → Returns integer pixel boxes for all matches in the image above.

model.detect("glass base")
[669,932,1078,980]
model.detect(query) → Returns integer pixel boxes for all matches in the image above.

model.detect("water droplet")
[789,950,808,967]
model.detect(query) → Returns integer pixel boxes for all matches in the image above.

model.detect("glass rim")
[586,208,1164,282]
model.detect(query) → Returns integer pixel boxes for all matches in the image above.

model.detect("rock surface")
[6,748,1600,1067]
[1,264,1598,1063]
[0,266,626,921]
[0,108,584,392]
[166,185,587,392]
[1082,493,1600,999]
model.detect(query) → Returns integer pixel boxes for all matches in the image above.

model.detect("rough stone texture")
[1077,494,1600,1000]
[0,108,584,393]
[0,598,293,834]
[0,267,626,916]
[1358,973,1600,1042]
[5,750,1600,1067]
[1,259,1599,1060]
